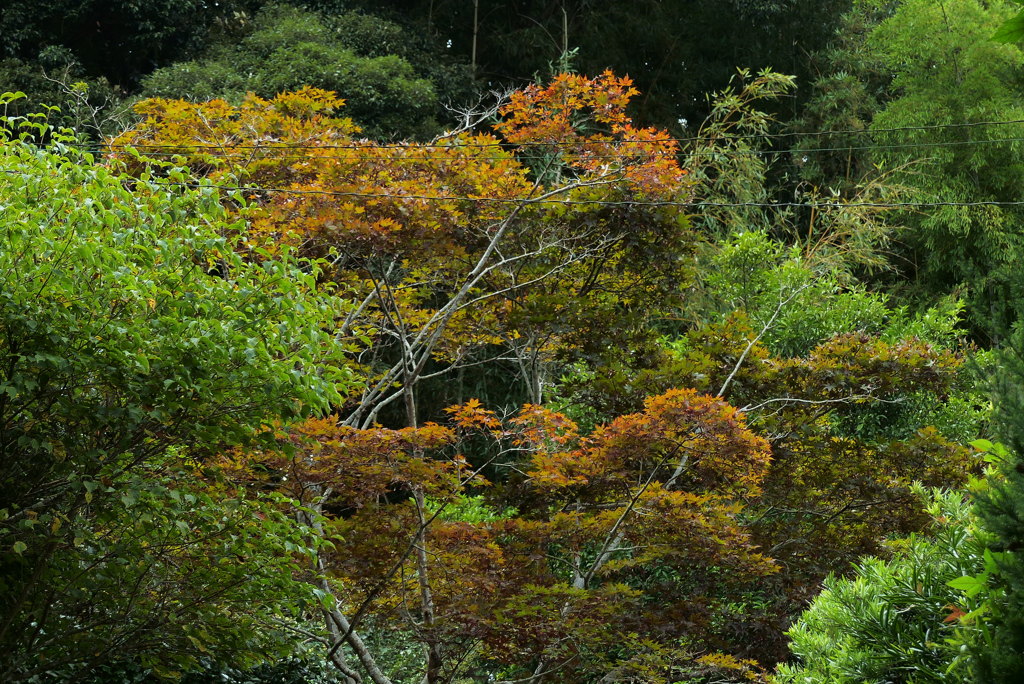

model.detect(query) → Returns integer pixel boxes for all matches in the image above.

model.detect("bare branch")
[438,87,515,137]
[740,393,904,414]
[718,282,812,398]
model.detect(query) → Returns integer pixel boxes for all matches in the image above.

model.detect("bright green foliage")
[776,489,987,684]
[0,57,127,136]
[424,495,518,523]
[994,3,1024,43]
[705,230,892,358]
[684,69,796,242]
[0,112,355,680]
[869,0,1024,337]
[704,231,985,446]
[701,230,973,358]
[5,454,328,681]
[141,5,444,140]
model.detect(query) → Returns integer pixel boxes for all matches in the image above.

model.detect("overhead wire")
[95,116,1024,152]
[127,177,1024,210]
[88,134,1024,164]
[13,115,1024,211]
[3,162,1020,209]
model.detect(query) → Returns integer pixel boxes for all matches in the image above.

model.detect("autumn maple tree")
[104,73,743,682]
[99,67,984,681]
[220,388,774,683]
[552,306,979,662]
[109,71,692,427]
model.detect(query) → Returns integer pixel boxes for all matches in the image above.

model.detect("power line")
[101,138,672,152]
[97,117,1024,153]
[134,177,1024,210]
[4,165,1019,209]
[738,117,1024,141]
[98,149,697,163]
[792,136,1024,156]
[91,134,1024,165]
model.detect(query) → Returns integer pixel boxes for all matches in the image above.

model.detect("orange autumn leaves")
[230,388,773,665]
[234,389,768,515]
[109,73,694,385]
[109,72,688,257]
[495,71,685,197]
[113,89,529,255]
[526,389,768,497]
[109,72,753,670]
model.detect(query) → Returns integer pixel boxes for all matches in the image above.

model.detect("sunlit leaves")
[0,119,356,680]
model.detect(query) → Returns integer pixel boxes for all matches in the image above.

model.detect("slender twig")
[718,283,812,398]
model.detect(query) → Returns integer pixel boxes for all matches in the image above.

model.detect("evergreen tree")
[974,333,1024,680]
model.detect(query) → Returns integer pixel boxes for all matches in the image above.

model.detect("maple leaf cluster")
[104,72,979,681]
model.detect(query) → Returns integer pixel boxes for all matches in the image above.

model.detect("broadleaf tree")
[0,104,357,681]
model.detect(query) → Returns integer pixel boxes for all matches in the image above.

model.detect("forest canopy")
[3,1,1024,682]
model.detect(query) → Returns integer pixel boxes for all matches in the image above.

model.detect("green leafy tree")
[0,105,355,681]
[140,5,460,140]
[0,55,128,136]
[994,0,1024,43]
[869,0,1024,340]
[798,0,1024,341]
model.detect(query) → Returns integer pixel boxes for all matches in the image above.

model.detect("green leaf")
[947,574,988,598]
[993,11,1024,43]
